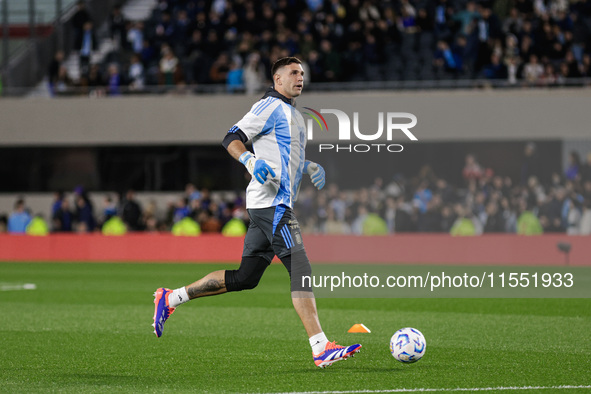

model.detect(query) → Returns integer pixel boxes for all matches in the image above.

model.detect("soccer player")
[153,57,361,368]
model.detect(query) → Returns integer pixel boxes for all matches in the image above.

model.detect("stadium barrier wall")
[2,89,591,145]
[0,234,589,266]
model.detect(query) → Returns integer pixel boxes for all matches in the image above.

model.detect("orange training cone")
[348,323,371,333]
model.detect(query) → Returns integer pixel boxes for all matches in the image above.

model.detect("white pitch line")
[0,283,37,291]
[270,385,591,394]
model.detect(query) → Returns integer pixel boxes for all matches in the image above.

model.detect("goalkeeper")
[152,57,361,368]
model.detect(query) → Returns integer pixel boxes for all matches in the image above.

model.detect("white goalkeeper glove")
[304,160,325,190]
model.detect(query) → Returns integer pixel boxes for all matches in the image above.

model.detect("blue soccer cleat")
[313,341,362,368]
[152,288,175,337]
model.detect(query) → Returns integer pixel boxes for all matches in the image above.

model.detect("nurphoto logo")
[303,108,418,153]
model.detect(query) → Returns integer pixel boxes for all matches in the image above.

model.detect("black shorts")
[243,205,306,262]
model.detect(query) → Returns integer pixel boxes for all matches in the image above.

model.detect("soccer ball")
[390,327,426,363]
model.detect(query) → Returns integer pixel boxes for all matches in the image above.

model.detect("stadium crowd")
[2,149,591,236]
[48,0,591,94]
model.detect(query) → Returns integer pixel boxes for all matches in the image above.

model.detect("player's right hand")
[252,159,276,184]
[239,151,277,184]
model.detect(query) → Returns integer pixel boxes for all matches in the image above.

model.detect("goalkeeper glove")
[304,160,325,190]
[239,151,276,185]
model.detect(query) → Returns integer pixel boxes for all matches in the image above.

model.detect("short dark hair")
[14,198,25,209]
[271,57,302,77]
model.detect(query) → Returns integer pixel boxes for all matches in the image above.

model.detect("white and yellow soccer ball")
[390,327,426,363]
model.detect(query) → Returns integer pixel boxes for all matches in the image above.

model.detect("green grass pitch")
[1,262,590,393]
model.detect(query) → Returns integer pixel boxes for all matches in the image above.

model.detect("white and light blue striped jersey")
[232,88,307,209]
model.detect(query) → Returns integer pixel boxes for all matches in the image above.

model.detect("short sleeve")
[234,98,281,141]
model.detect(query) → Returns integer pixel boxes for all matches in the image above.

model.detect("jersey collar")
[262,87,295,107]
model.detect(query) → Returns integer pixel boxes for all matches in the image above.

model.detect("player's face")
[275,63,304,98]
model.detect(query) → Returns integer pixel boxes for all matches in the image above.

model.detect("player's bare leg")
[152,270,227,337]
[291,292,322,337]
[292,290,362,368]
[185,270,227,298]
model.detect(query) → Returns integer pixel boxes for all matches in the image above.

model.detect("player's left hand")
[304,161,325,190]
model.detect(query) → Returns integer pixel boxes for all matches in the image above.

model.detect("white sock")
[309,332,329,354]
[168,287,190,308]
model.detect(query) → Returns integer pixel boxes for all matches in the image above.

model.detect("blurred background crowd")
[47,0,591,95]
[3,148,591,236]
[4,0,591,237]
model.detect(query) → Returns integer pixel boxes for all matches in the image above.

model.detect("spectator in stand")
[580,153,591,183]
[483,200,505,232]
[226,61,244,93]
[462,154,484,182]
[580,199,591,235]
[107,64,122,96]
[140,39,156,67]
[454,1,480,36]
[483,53,507,79]
[184,183,201,201]
[243,52,265,95]
[54,66,74,93]
[75,193,96,232]
[581,54,591,77]
[539,64,557,85]
[51,191,64,217]
[173,10,192,52]
[154,11,175,46]
[583,180,591,205]
[53,197,73,232]
[47,51,65,95]
[71,1,92,53]
[383,196,396,233]
[0,215,7,233]
[351,205,369,235]
[323,207,350,234]
[563,51,582,78]
[128,54,145,90]
[209,53,231,84]
[199,205,222,233]
[434,40,459,76]
[520,142,539,185]
[440,204,456,232]
[320,40,342,82]
[435,178,455,204]
[412,180,433,214]
[565,199,582,235]
[8,199,31,234]
[523,54,544,84]
[503,8,523,35]
[80,63,105,96]
[173,197,191,223]
[159,45,182,86]
[102,195,118,223]
[109,5,127,50]
[565,151,582,181]
[556,62,571,84]
[539,187,566,232]
[77,21,97,77]
[121,190,143,231]
[472,191,487,223]
[45,0,591,90]
[394,195,415,232]
[419,195,443,232]
[127,22,144,55]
